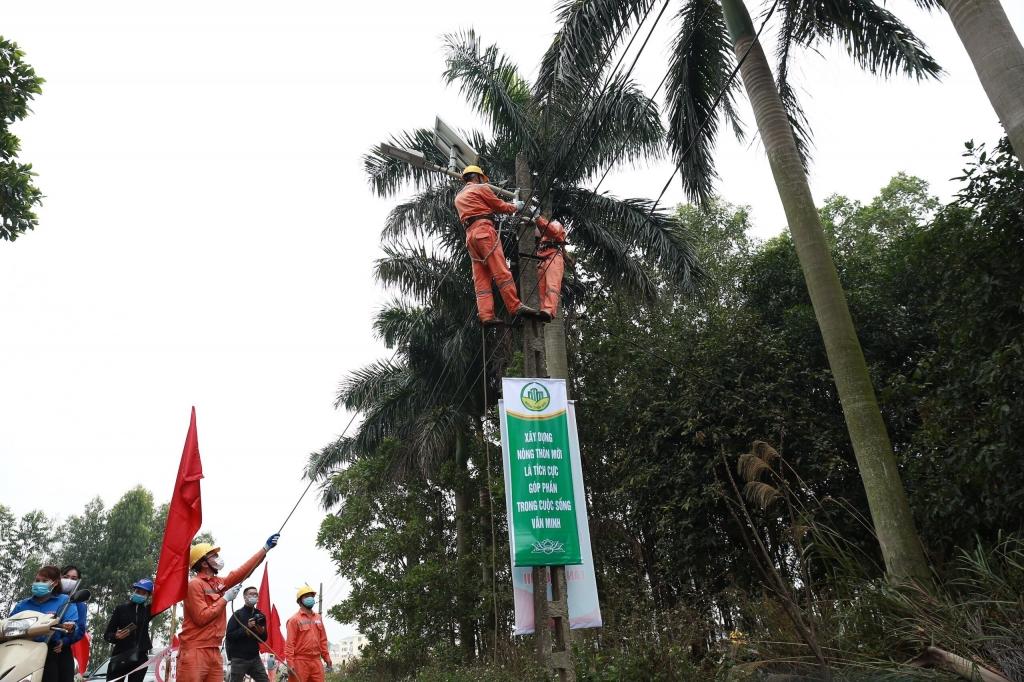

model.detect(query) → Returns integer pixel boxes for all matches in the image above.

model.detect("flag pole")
[164,603,177,681]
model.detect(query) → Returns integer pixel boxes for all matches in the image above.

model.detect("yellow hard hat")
[462,165,488,182]
[189,542,221,569]
[296,584,316,601]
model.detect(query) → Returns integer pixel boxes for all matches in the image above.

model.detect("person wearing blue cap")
[103,578,154,682]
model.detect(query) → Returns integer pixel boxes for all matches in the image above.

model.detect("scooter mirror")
[70,589,91,603]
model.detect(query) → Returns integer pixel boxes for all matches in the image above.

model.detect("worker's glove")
[264,533,281,551]
[222,584,242,602]
[325,664,333,673]
[513,199,525,211]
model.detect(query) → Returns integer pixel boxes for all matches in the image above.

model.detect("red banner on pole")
[151,407,204,615]
[256,565,286,657]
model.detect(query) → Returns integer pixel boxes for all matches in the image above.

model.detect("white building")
[331,634,368,664]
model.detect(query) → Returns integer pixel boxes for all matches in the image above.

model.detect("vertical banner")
[501,397,602,634]
[500,378,582,566]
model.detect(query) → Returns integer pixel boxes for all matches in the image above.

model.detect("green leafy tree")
[316,442,459,677]
[0,38,44,241]
[543,0,941,580]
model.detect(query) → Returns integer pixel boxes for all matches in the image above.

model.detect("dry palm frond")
[744,481,782,510]
[739,452,772,482]
[752,440,781,463]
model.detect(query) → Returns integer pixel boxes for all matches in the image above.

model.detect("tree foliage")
[0,37,43,241]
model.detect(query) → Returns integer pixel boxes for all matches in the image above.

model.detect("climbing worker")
[225,586,270,682]
[103,578,154,682]
[454,164,541,325]
[532,216,569,322]
[284,586,331,682]
[177,535,280,682]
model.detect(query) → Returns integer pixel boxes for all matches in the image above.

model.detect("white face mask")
[61,578,79,594]
[244,595,258,606]
[207,556,225,572]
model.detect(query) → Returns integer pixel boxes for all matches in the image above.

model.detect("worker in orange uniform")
[285,586,331,682]
[177,535,280,682]
[532,216,568,322]
[454,165,541,326]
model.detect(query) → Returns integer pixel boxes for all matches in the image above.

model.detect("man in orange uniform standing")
[285,586,331,682]
[177,535,280,682]
[532,216,568,321]
[454,165,541,325]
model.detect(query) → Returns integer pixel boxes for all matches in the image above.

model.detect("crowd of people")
[8,534,332,682]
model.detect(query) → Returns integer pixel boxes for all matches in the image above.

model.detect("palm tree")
[364,30,704,381]
[915,0,1024,163]
[307,252,489,661]
[542,0,941,580]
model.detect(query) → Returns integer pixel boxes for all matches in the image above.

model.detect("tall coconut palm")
[364,30,705,381]
[914,0,1024,163]
[541,0,941,580]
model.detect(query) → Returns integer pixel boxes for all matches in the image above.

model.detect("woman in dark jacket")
[102,578,153,682]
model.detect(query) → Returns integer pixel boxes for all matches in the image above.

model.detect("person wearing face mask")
[225,587,270,682]
[284,586,331,682]
[102,579,154,682]
[178,535,280,682]
[9,565,79,682]
[59,566,87,682]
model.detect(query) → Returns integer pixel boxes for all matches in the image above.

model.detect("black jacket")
[225,605,267,660]
[103,602,152,656]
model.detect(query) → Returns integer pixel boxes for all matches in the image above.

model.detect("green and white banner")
[500,378,582,566]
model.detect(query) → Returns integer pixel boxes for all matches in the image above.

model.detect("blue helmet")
[132,578,154,593]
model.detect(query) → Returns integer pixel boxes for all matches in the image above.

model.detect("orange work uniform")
[534,216,567,318]
[454,183,523,321]
[177,550,267,682]
[284,609,330,682]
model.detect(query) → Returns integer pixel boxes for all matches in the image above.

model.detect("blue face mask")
[301,597,315,609]
[31,581,52,598]
[130,593,147,605]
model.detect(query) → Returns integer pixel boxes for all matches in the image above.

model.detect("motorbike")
[0,589,91,682]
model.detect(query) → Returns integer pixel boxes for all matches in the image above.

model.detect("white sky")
[2,1,1022,643]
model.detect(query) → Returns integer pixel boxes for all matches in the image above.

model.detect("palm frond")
[305,436,358,482]
[535,0,652,101]
[564,189,704,296]
[665,0,741,203]
[374,242,471,311]
[780,0,943,80]
[564,71,664,182]
[774,13,814,170]
[364,129,449,197]
[335,358,408,412]
[442,30,539,157]
[381,182,462,244]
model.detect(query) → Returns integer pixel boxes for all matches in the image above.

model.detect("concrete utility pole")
[515,154,575,682]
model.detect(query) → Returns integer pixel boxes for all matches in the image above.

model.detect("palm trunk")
[454,430,476,661]
[720,0,930,581]
[944,0,1024,164]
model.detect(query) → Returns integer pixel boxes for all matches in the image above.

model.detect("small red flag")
[151,407,204,615]
[72,632,90,674]
[256,565,286,657]
[270,606,285,659]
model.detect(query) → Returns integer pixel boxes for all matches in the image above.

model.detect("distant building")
[330,634,368,664]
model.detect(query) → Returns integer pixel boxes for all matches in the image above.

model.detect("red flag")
[71,632,90,674]
[256,565,286,657]
[270,606,285,659]
[151,407,204,615]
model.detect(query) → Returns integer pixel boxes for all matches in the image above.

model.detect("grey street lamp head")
[378,143,432,170]
[433,116,478,172]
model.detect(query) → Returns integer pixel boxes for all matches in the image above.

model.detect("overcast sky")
[2,1,1022,643]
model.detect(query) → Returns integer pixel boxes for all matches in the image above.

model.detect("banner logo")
[520,382,551,411]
